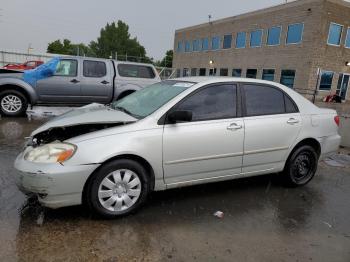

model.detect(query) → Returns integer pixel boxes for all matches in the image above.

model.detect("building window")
[202,38,209,51]
[176,69,181,77]
[220,68,229,76]
[223,35,232,49]
[346,28,350,48]
[209,68,217,76]
[286,23,304,44]
[199,68,206,76]
[192,39,200,51]
[183,68,190,77]
[267,26,281,46]
[327,23,343,46]
[319,71,334,90]
[185,41,191,52]
[177,41,183,52]
[236,32,246,48]
[211,36,221,50]
[191,68,197,76]
[246,69,257,78]
[232,69,242,77]
[262,69,275,81]
[250,30,263,47]
[280,70,296,88]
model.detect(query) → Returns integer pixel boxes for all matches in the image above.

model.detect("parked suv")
[0,57,160,116]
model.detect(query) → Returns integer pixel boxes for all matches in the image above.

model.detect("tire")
[0,90,28,117]
[282,145,319,187]
[86,159,150,218]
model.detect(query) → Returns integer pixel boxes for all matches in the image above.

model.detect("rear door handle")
[227,123,242,131]
[101,80,110,84]
[70,79,80,84]
[287,118,299,125]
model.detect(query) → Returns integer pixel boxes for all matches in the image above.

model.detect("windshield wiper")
[113,106,141,119]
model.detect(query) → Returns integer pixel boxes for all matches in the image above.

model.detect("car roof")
[172,76,278,85]
[56,56,155,67]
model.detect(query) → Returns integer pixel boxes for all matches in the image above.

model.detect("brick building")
[173,0,350,101]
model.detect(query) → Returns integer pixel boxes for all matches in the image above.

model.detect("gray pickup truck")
[0,56,161,116]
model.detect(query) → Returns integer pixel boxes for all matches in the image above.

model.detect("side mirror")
[167,110,192,124]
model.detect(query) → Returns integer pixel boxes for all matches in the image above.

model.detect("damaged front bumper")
[14,150,100,209]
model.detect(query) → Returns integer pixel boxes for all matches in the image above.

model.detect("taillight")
[334,115,340,126]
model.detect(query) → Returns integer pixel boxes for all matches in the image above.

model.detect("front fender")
[0,78,38,103]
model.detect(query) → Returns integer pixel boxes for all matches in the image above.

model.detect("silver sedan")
[14,77,341,218]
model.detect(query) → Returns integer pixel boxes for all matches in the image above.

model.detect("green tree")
[89,20,150,61]
[47,20,151,62]
[47,39,94,56]
[156,50,173,68]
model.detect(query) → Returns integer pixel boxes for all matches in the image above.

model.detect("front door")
[36,59,81,103]
[336,73,350,100]
[162,83,244,185]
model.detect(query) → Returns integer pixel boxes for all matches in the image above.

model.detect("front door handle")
[101,80,110,84]
[227,123,242,131]
[287,118,299,125]
[70,79,80,84]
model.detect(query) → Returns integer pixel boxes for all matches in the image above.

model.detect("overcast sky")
[1,0,294,60]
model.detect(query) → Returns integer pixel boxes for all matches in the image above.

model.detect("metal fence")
[0,50,57,67]
[0,50,176,80]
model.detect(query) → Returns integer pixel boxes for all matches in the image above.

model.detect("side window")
[243,84,285,116]
[285,94,298,113]
[26,61,36,67]
[54,60,78,77]
[174,84,237,122]
[83,61,106,77]
[117,64,155,79]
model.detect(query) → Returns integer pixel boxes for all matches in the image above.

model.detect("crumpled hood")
[32,103,137,136]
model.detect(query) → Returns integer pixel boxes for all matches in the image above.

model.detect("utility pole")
[208,14,212,24]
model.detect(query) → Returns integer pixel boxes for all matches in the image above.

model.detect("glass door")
[336,74,350,100]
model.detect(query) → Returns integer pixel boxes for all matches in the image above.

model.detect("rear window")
[83,60,106,77]
[117,64,155,79]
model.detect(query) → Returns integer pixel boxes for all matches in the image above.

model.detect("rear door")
[162,83,244,185]
[79,59,113,103]
[35,58,81,103]
[242,83,301,174]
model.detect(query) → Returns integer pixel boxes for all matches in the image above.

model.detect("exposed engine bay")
[31,122,127,146]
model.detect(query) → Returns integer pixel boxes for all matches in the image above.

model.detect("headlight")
[24,143,76,163]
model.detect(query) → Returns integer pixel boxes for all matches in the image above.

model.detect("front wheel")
[282,145,319,187]
[0,90,28,117]
[86,159,150,218]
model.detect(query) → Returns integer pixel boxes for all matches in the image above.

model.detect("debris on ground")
[324,153,350,168]
[322,221,332,228]
[213,211,224,218]
[36,211,45,226]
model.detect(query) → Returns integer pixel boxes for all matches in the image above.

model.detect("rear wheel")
[86,159,150,218]
[0,90,28,117]
[282,145,319,187]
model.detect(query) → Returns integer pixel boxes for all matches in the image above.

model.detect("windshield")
[111,80,195,119]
